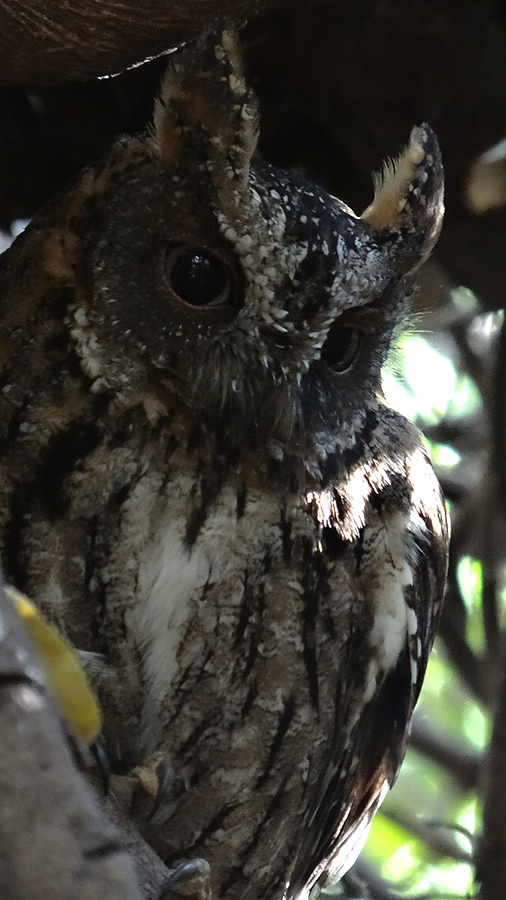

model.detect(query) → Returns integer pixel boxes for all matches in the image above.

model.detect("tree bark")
[0,0,277,84]
[476,655,506,899]
[0,578,144,900]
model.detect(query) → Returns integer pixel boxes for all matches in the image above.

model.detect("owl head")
[47,24,444,453]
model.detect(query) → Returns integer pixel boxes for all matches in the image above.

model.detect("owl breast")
[11,386,438,900]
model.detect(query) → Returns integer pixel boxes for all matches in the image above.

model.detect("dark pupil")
[170,248,227,305]
[321,326,358,371]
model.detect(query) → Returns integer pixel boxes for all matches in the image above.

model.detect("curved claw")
[128,753,181,827]
[148,757,176,829]
[158,859,211,900]
[90,736,111,793]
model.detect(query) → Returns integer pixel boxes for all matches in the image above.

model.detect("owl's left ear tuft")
[361,125,444,274]
[152,21,259,186]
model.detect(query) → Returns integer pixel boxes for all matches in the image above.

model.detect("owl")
[0,21,448,900]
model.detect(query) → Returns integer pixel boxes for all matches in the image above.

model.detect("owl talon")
[148,756,177,828]
[90,736,110,793]
[128,753,177,826]
[158,859,211,900]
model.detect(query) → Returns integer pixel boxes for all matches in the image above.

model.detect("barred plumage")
[0,22,448,900]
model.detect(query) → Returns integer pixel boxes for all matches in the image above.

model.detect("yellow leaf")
[7,586,101,744]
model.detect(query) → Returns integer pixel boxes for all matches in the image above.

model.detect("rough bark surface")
[0,0,275,84]
[0,580,145,900]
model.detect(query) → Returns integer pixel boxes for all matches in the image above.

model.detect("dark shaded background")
[1,2,506,898]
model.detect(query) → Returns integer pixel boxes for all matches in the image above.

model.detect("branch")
[476,642,506,899]
[0,0,278,84]
[410,718,480,790]
[0,578,145,900]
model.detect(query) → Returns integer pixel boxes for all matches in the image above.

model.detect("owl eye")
[320,326,360,373]
[166,245,232,307]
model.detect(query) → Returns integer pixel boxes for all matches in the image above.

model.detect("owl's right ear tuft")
[152,21,259,188]
[361,125,444,275]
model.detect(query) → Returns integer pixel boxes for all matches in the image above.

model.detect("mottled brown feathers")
[0,22,448,900]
